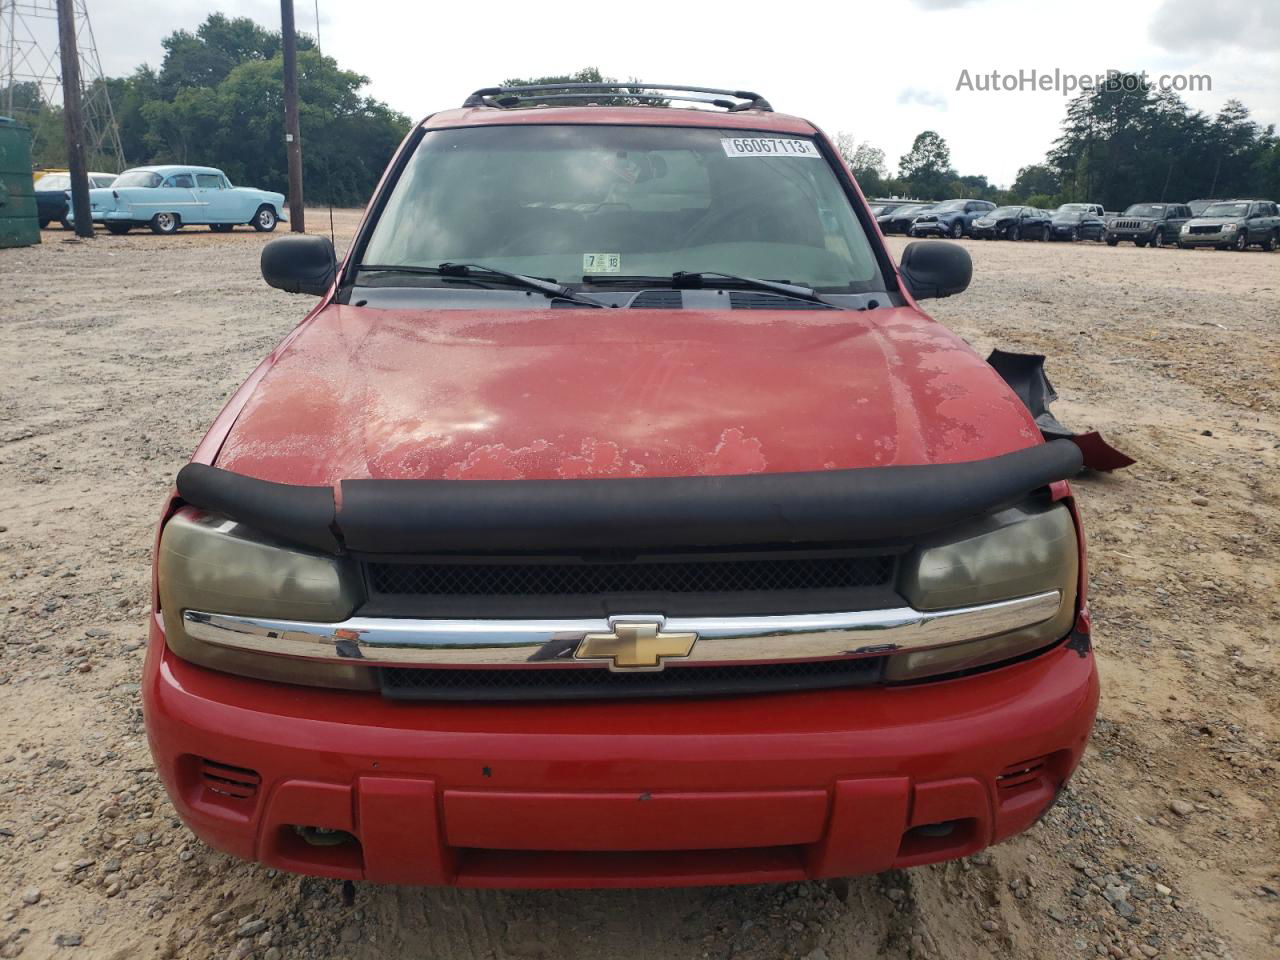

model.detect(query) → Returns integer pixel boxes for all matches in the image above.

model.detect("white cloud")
[897,87,949,110]
[1150,0,1280,53]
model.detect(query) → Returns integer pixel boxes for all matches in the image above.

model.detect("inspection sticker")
[583,253,621,273]
[720,137,821,158]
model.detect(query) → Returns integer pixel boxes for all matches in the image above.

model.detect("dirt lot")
[0,213,1276,960]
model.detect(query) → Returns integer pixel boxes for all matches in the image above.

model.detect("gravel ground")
[0,214,1276,960]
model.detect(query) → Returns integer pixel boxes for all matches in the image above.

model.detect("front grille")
[1112,219,1146,230]
[366,553,894,597]
[380,656,884,701]
[1189,224,1221,234]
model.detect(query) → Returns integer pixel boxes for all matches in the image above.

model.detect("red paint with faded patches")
[146,99,1098,891]
[213,305,1042,484]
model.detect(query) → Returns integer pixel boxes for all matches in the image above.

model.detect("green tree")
[898,130,955,199]
[1011,164,1059,200]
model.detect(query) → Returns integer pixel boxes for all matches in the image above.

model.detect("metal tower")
[1,0,125,170]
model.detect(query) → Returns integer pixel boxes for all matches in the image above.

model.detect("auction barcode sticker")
[720,138,821,158]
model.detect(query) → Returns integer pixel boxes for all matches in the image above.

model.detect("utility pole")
[280,0,304,232]
[55,0,92,238]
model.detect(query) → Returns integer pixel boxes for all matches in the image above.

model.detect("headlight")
[887,500,1079,681]
[158,507,373,689]
[1181,224,1190,233]
[1221,223,1237,232]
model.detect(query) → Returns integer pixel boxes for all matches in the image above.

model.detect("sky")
[62,0,1280,186]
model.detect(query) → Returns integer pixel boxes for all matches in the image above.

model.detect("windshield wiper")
[356,262,605,308]
[583,271,847,309]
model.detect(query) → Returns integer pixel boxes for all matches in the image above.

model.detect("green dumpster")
[0,116,40,248]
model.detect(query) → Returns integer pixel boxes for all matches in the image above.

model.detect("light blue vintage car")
[72,165,287,235]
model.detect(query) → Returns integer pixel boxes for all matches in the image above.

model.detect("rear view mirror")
[899,241,972,300]
[261,235,336,296]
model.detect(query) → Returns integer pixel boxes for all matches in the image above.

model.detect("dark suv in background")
[909,199,996,239]
[1105,203,1191,247]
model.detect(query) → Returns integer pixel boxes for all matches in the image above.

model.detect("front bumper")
[908,222,951,237]
[143,615,1098,888]
[1177,230,1232,246]
[1106,227,1157,242]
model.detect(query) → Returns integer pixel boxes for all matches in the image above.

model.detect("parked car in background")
[909,199,996,238]
[877,202,935,234]
[34,171,116,228]
[1049,207,1106,242]
[971,206,1051,241]
[868,199,918,217]
[1177,199,1280,251]
[1105,203,1191,247]
[72,165,286,235]
[1054,202,1105,219]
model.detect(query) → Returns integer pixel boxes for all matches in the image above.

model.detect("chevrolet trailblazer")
[144,83,1098,889]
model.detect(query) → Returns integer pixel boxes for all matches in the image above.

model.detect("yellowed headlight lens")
[887,501,1079,681]
[158,507,375,690]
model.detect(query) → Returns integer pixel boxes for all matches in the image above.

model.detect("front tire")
[951,220,964,239]
[1135,239,1147,248]
[1008,225,1020,241]
[252,206,278,232]
[1106,236,1119,246]
[1071,226,1080,242]
[149,212,179,235]
[105,223,131,235]
[1152,229,1165,248]
[1233,230,1248,251]
[1040,224,1050,242]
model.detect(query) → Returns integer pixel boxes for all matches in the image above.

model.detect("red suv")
[144,83,1098,889]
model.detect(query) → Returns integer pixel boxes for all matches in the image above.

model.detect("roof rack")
[462,83,773,112]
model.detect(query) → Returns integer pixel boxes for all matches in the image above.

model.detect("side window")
[196,174,223,189]
[167,174,195,189]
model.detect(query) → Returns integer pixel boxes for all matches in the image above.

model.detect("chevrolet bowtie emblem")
[575,617,698,672]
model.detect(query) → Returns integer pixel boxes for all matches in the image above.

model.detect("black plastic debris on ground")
[987,349,1135,472]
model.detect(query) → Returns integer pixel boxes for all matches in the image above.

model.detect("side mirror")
[900,241,972,300]
[261,235,336,296]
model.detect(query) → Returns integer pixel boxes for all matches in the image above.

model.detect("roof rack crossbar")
[463,83,773,112]
[493,93,739,110]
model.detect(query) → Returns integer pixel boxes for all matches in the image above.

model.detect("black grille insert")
[380,656,884,701]
[366,553,894,597]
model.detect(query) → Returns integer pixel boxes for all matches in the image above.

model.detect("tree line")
[6,14,410,206]
[843,74,1279,209]
[6,39,1276,213]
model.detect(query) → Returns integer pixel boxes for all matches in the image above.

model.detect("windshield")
[989,206,1022,218]
[1054,210,1084,221]
[360,125,885,292]
[114,170,162,188]
[931,200,966,212]
[1123,204,1165,217]
[1202,202,1248,218]
[34,174,70,191]
[1055,203,1088,214]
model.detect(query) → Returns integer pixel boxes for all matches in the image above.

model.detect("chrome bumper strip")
[181,590,1062,669]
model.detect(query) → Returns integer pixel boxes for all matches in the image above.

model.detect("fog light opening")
[896,817,979,863]
[294,825,358,848]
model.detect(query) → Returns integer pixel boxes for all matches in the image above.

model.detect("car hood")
[214,304,1043,485]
